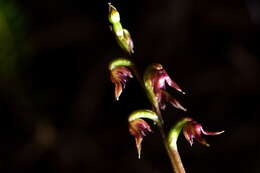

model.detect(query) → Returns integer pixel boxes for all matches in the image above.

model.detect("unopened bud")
[108,3,120,24]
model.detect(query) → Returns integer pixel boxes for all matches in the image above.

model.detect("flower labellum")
[159,91,187,111]
[183,120,225,147]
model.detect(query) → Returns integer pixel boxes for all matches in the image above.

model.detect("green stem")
[169,145,186,173]
[134,69,186,173]
[155,108,186,173]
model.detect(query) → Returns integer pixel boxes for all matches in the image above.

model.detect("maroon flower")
[149,64,186,111]
[129,119,152,159]
[183,120,224,147]
[110,66,133,100]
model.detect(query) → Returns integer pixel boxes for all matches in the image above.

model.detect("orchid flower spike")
[144,63,186,111]
[109,58,134,100]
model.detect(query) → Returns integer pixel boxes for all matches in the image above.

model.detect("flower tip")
[213,130,225,135]
[134,136,142,159]
[108,3,120,24]
[202,128,225,136]
[138,150,141,159]
[201,140,210,147]
[169,97,187,112]
[180,90,186,95]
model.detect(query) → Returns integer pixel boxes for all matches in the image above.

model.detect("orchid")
[144,63,186,111]
[107,3,224,173]
[129,119,152,159]
[128,110,158,159]
[109,58,134,100]
[183,119,225,147]
[168,117,224,148]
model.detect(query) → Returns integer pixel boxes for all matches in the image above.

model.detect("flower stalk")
[107,3,224,173]
[142,64,187,173]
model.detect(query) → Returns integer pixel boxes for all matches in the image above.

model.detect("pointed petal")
[196,137,210,147]
[169,97,187,112]
[201,127,225,136]
[165,76,185,94]
[183,127,193,146]
[135,136,143,159]
[114,81,122,100]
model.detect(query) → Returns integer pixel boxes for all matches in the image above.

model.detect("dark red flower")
[109,58,134,100]
[110,66,133,100]
[129,119,152,159]
[148,64,186,111]
[183,120,224,147]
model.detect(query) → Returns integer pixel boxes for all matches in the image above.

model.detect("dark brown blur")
[1,0,259,173]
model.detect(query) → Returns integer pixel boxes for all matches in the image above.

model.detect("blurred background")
[1,0,259,172]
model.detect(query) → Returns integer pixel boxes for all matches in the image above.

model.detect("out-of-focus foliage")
[0,0,27,80]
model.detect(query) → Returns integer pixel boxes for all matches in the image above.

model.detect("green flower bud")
[116,29,134,54]
[108,3,120,24]
[107,3,134,54]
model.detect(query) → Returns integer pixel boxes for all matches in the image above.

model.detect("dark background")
[1,0,259,172]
